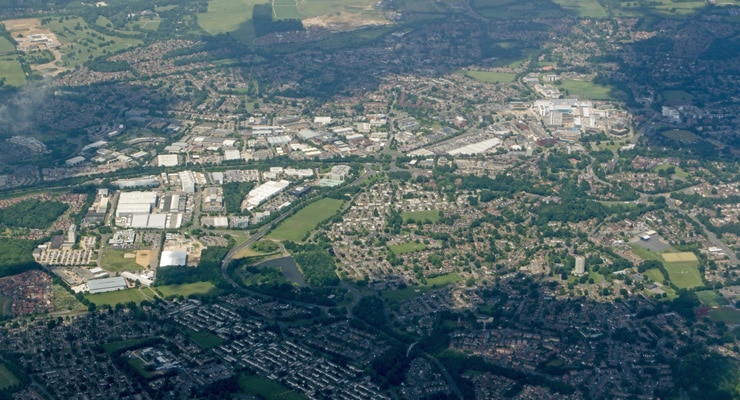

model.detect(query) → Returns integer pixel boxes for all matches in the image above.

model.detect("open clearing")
[709,308,740,324]
[462,70,517,83]
[696,290,727,307]
[552,0,608,17]
[662,129,698,142]
[0,36,16,53]
[267,198,343,242]
[0,58,25,86]
[135,250,153,268]
[239,374,307,400]
[388,242,427,254]
[186,329,225,349]
[197,0,266,34]
[0,294,12,316]
[86,288,154,307]
[0,364,20,390]
[664,261,702,289]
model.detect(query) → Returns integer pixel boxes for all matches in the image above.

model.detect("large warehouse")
[87,277,127,294]
[159,250,187,267]
[116,191,158,217]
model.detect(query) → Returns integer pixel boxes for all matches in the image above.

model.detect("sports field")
[401,210,440,224]
[155,282,220,298]
[239,374,307,400]
[102,249,146,273]
[198,0,266,34]
[696,290,727,307]
[0,58,26,86]
[388,242,427,255]
[555,79,612,100]
[267,198,343,242]
[0,364,20,390]
[662,252,702,289]
[462,70,517,83]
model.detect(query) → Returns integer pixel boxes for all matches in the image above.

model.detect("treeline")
[222,181,255,214]
[155,246,230,287]
[0,199,68,229]
[252,4,303,37]
[285,242,339,286]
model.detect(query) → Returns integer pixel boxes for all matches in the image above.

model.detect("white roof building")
[87,277,127,294]
[159,250,187,267]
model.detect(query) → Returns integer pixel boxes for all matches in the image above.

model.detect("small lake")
[252,256,307,287]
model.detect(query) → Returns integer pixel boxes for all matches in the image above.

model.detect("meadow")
[662,129,698,142]
[0,58,26,87]
[267,198,344,242]
[197,0,266,34]
[663,260,702,289]
[186,329,225,349]
[552,0,608,17]
[155,281,220,298]
[0,36,16,53]
[86,288,155,307]
[709,308,740,324]
[696,290,727,307]
[388,242,428,255]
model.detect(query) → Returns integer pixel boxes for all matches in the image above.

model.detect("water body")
[252,256,307,287]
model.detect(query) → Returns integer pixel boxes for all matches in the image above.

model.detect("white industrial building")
[114,176,159,189]
[159,250,187,267]
[447,138,502,156]
[116,191,158,217]
[87,277,127,294]
[223,149,241,161]
[243,180,290,210]
[157,154,179,167]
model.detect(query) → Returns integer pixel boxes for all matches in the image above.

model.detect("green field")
[52,284,87,312]
[0,294,11,316]
[155,282,220,298]
[186,328,225,349]
[462,70,517,83]
[662,129,698,142]
[0,364,20,390]
[0,37,16,53]
[267,198,344,242]
[101,249,145,273]
[630,244,664,262]
[696,290,727,307]
[44,17,141,69]
[664,260,703,289]
[709,308,740,324]
[401,210,440,224]
[86,288,153,307]
[0,58,26,87]
[555,79,612,100]
[383,272,462,303]
[552,0,608,17]
[663,89,694,101]
[471,0,566,18]
[198,0,266,34]
[654,164,689,179]
[102,337,154,354]
[388,242,428,255]
[645,268,666,283]
[239,374,307,400]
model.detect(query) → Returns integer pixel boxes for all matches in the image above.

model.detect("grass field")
[630,244,664,262]
[102,337,154,354]
[44,17,141,68]
[709,308,740,324]
[198,0,265,34]
[0,295,12,316]
[662,129,698,142]
[664,260,702,289]
[0,364,20,390]
[471,0,565,18]
[383,273,461,303]
[52,284,87,312]
[663,89,694,101]
[268,198,344,242]
[462,70,517,83]
[186,329,225,349]
[645,268,666,283]
[402,210,440,224]
[696,290,727,307]
[86,288,153,307]
[388,242,428,255]
[662,252,698,263]
[101,249,146,273]
[239,374,307,400]
[555,79,612,100]
[552,0,608,17]
[0,58,26,86]
[654,164,689,179]
[155,282,220,298]
[0,36,16,53]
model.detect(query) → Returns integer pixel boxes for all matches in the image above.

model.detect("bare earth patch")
[135,250,153,268]
[302,13,390,31]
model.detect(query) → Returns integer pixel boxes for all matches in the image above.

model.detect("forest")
[0,199,68,229]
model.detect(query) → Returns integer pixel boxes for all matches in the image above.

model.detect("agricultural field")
[238,374,307,400]
[462,70,517,83]
[86,288,154,307]
[0,58,25,87]
[555,79,612,100]
[552,0,608,17]
[274,0,302,19]
[662,129,698,142]
[197,0,265,34]
[101,249,146,273]
[0,364,20,390]
[401,210,440,224]
[186,329,225,349]
[662,252,702,289]
[267,198,343,242]
[388,241,428,255]
[470,0,566,19]
[155,281,220,298]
